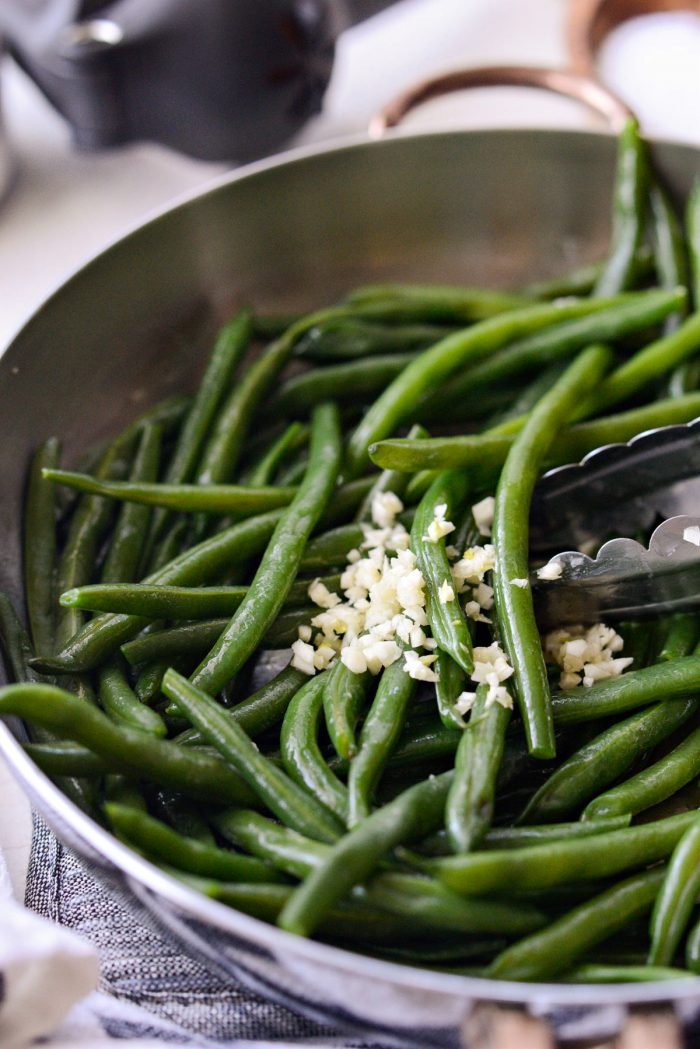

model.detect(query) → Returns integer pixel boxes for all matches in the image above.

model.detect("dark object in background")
[0,0,392,162]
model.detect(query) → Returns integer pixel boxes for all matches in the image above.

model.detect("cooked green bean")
[688,178,700,308]
[435,650,470,732]
[247,422,308,486]
[411,469,473,674]
[483,815,632,849]
[428,812,697,896]
[520,698,699,823]
[658,614,700,662]
[563,964,695,983]
[191,403,341,696]
[43,470,297,516]
[101,422,161,584]
[487,868,664,982]
[583,724,700,820]
[162,669,341,842]
[446,685,511,853]
[280,673,348,823]
[24,437,60,656]
[594,117,648,297]
[494,345,612,758]
[347,650,416,827]
[264,354,417,417]
[296,320,450,361]
[651,184,689,334]
[346,283,532,321]
[322,659,373,761]
[648,814,700,966]
[522,246,653,300]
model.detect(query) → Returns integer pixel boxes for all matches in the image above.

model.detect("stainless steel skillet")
[1,89,700,1049]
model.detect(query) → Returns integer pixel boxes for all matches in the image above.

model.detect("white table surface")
[0,0,698,1034]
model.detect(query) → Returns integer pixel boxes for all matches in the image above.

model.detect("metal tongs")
[530,418,700,628]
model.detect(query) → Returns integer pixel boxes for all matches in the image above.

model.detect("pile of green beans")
[5,118,700,984]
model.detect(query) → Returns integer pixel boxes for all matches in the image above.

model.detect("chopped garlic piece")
[313,644,337,671]
[308,579,341,608]
[438,580,455,603]
[291,639,316,675]
[510,577,529,588]
[472,496,495,536]
[544,622,630,690]
[684,525,700,547]
[371,491,404,528]
[298,625,312,643]
[403,649,439,682]
[537,561,563,581]
[455,691,477,715]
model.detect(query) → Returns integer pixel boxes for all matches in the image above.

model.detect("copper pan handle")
[370,64,635,138]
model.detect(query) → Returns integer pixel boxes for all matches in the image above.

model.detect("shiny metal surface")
[1,129,700,1046]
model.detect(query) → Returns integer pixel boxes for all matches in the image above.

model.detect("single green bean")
[651,184,689,334]
[493,345,612,758]
[483,815,632,849]
[191,403,341,696]
[446,684,511,853]
[594,117,648,297]
[346,283,532,320]
[435,650,470,732]
[296,320,450,361]
[659,614,700,662]
[428,811,697,896]
[347,650,416,826]
[23,437,60,656]
[98,658,167,737]
[247,422,308,486]
[487,868,664,982]
[280,673,348,824]
[264,354,417,418]
[649,813,700,966]
[101,422,161,583]
[687,178,700,309]
[563,964,696,984]
[583,724,700,821]
[322,658,373,761]
[162,669,341,842]
[411,469,473,674]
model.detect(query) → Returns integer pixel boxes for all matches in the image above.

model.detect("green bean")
[105,803,284,883]
[0,682,259,806]
[483,815,632,849]
[146,517,191,575]
[162,669,341,842]
[371,391,700,473]
[411,469,473,674]
[563,964,695,983]
[296,320,450,361]
[347,651,416,826]
[278,771,452,935]
[594,117,648,297]
[30,510,284,674]
[347,283,535,319]
[651,184,689,334]
[446,684,511,853]
[494,345,612,758]
[550,655,700,725]
[648,814,700,966]
[23,741,112,776]
[194,308,349,487]
[0,591,39,686]
[24,437,60,656]
[280,673,348,823]
[191,403,341,696]
[98,658,167,737]
[520,698,699,824]
[583,724,700,821]
[101,422,161,583]
[435,650,470,732]
[417,287,684,419]
[487,868,664,982]
[43,469,297,516]
[264,354,417,418]
[121,607,314,666]
[688,178,700,309]
[659,614,700,662]
[247,422,308,486]
[322,659,373,761]
[345,296,629,476]
[145,311,253,551]
[428,811,697,896]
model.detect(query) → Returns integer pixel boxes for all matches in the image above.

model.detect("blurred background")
[0,0,699,897]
